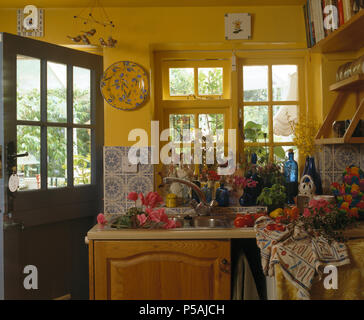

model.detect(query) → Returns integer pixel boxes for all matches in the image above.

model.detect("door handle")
[219,258,230,274]
[3,220,25,231]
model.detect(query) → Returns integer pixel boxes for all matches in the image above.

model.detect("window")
[167,112,226,156]
[241,63,299,163]
[161,59,230,100]
[16,55,93,190]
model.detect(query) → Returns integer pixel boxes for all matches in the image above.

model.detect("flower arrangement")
[288,112,320,158]
[207,170,220,182]
[98,191,180,229]
[331,166,364,219]
[299,198,358,242]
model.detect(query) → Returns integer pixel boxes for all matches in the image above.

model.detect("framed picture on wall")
[224,13,251,40]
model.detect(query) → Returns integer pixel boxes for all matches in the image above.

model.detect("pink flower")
[137,214,148,226]
[139,192,146,206]
[163,219,177,229]
[144,191,164,209]
[127,191,138,201]
[147,208,168,223]
[97,213,107,225]
[303,208,311,218]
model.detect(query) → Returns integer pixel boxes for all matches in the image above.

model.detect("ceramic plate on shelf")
[100,61,149,111]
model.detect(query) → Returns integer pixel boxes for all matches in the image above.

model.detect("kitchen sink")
[191,216,234,228]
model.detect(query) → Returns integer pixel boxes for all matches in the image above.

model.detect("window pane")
[243,66,268,102]
[74,67,91,124]
[198,68,223,95]
[243,106,268,142]
[274,146,298,163]
[74,128,91,185]
[169,114,195,143]
[273,105,297,143]
[47,127,67,188]
[198,114,224,143]
[17,55,41,121]
[17,125,41,190]
[272,65,298,101]
[47,62,67,123]
[169,68,194,96]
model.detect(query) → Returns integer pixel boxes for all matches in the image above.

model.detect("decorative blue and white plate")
[100,61,149,111]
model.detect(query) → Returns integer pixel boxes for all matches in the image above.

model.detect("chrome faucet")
[163,177,218,216]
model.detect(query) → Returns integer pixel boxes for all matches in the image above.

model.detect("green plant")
[257,184,287,211]
[243,121,286,167]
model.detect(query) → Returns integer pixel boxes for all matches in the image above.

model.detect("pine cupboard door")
[92,240,231,300]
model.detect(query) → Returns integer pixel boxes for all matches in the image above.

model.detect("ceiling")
[0,0,306,8]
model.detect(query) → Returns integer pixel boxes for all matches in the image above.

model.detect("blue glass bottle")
[283,149,298,204]
[202,183,212,203]
[215,183,229,207]
[303,156,323,195]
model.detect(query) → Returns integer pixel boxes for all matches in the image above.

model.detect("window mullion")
[194,67,198,97]
[40,59,47,190]
[67,65,74,187]
[268,65,274,162]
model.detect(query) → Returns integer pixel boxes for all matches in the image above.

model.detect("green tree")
[17,88,91,185]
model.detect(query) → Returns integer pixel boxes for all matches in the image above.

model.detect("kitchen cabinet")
[89,239,231,300]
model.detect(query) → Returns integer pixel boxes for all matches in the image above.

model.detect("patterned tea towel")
[255,216,350,299]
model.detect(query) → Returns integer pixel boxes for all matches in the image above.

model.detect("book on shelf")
[303,0,361,48]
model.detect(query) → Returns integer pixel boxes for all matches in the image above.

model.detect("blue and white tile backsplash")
[104,146,154,214]
[316,144,364,194]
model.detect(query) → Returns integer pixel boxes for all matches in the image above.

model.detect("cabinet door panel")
[93,240,230,300]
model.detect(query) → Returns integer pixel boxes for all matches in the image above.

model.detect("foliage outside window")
[242,64,299,165]
[168,66,224,99]
[16,56,92,190]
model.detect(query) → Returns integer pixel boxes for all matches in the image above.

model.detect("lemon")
[269,208,284,219]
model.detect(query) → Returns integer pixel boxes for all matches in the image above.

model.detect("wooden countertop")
[87,223,364,241]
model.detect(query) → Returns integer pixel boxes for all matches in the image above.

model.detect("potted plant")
[257,183,287,212]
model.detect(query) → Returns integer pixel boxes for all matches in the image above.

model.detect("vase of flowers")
[97,191,180,229]
[300,198,358,242]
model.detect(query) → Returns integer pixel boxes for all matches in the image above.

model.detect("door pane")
[17,55,41,121]
[47,127,67,188]
[272,65,298,101]
[198,113,224,143]
[273,105,297,142]
[169,68,194,96]
[73,66,91,125]
[198,68,223,95]
[47,62,67,123]
[17,125,41,190]
[243,106,268,142]
[243,66,268,102]
[74,128,91,185]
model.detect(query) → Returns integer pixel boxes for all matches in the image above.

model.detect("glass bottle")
[215,183,229,207]
[283,149,298,204]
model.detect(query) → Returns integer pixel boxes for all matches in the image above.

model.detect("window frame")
[16,59,95,190]
[238,57,305,164]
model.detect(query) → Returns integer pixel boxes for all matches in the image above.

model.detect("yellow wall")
[0,6,307,146]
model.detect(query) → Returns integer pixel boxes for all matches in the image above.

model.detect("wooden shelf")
[330,74,364,91]
[315,137,364,145]
[311,10,364,53]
